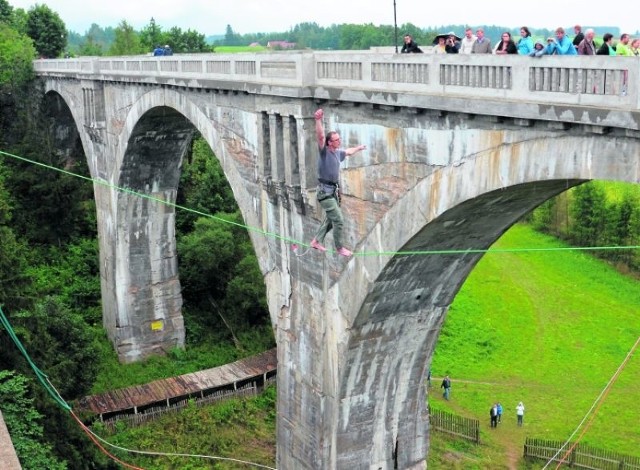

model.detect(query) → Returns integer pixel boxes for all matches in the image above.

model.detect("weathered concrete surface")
[37,56,640,468]
[0,411,21,469]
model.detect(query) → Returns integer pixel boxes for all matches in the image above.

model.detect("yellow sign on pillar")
[151,320,164,331]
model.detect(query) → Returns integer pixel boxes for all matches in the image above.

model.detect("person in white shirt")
[516,401,525,426]
[459,27,476,54]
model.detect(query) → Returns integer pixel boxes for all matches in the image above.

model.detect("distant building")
[267,40,296,49]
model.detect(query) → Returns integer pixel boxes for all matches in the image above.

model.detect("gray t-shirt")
[318,145,347,184]
[318,145,346,192]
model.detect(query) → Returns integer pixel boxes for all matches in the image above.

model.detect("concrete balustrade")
[34,52,640,114]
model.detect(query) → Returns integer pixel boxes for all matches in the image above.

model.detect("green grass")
[101,385,276,469]
[429,223,640,467]
[213,46,267,53]
[90,323,275,394]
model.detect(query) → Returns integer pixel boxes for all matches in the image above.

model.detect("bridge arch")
[333,132,640,468]
[105,88,281,360]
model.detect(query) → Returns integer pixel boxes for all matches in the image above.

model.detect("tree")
[109,20,143,56]
[224,24,240,46]
[176,137,236,233]
[13,297,100,399]
[0,371,65,470]
[79,34,103,56]
[25,4,67,58]
[0,0,12,24]
[568,182,607,247]
[139,17,163,52]
[0,22,35,97]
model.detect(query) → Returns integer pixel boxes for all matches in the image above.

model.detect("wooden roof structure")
[75,348,277,415]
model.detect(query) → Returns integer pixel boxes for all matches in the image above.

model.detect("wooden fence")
[97,376,276,433]
[524,437,640,470]
[429,409,480,444]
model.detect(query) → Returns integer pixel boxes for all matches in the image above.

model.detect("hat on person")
[433,31,462,43]
[547,37,555,42]
[534,40,545,48]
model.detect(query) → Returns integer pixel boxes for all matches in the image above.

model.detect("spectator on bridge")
[530,40,548,57]
[153,45,164,56]
[310,109,366,258]
[459,28,476,54]
[400,34,423,53]
[572,25,584,47]
[546,27,577,55]
[445,34,461,54]
[441,375,451,400]
[163,44,173,56]
[630,38,640,56]
[616,34,633,56]
[433,36,447,54]
[517,27,534,55]
[471,28,492,54]
[597,33,616,55]
[516,401,525,426]
[577,29,597,55]
[495,32,517,55]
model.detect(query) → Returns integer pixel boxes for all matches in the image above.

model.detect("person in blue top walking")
[517,27,534,55]
[546,27,577,55]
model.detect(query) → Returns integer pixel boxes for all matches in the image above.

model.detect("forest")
[1,0,640,467]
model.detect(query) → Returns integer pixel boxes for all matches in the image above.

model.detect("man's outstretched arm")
[345,144,367,156]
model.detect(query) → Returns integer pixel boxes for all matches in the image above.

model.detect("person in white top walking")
[516,401,525,426]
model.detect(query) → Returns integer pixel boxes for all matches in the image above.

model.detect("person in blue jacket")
[153,45,164,56]
[546,27,577,55]
[517,26,534,55]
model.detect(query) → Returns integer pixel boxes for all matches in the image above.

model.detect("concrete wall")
[0,411,21,469]
[35,53,640,468]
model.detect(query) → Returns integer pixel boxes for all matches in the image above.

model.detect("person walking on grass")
[490,403,498,428]
[497,402,503,423]
[516,401,525,426]
[310,108,367,257]
[441,375,451,400]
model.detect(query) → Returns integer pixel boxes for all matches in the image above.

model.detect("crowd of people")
[401,26,640,56]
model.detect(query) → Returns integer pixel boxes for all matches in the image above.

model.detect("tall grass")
[429,223,640,466]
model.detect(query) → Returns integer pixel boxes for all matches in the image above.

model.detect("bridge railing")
[33,52,640,113]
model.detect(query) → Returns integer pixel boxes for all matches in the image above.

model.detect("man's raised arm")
[314,109,326,149]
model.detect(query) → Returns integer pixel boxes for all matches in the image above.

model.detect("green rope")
[0,305,71,410]
[1,148,638,256]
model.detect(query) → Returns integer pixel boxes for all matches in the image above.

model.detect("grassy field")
[102,223,639,469]
[428,223,640,468]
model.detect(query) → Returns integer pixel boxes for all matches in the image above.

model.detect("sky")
[8,0,638,37]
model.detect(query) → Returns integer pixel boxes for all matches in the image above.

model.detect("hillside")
[428,223,640,468]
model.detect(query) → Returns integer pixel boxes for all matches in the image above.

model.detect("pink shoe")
[337,247,353,257]
[310,238,327,252]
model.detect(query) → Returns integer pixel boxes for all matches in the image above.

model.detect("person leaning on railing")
[546,27,577,55]
[616,34,634,56]
[631,38,640,56]
[577,28,597,55]
[597,33,616,55]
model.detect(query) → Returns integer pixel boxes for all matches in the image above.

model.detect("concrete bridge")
[34,52,640,469]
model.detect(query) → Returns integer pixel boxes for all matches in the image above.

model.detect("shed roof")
[75,348,277,415]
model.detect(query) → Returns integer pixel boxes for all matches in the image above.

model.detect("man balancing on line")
[310,108,367,257]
